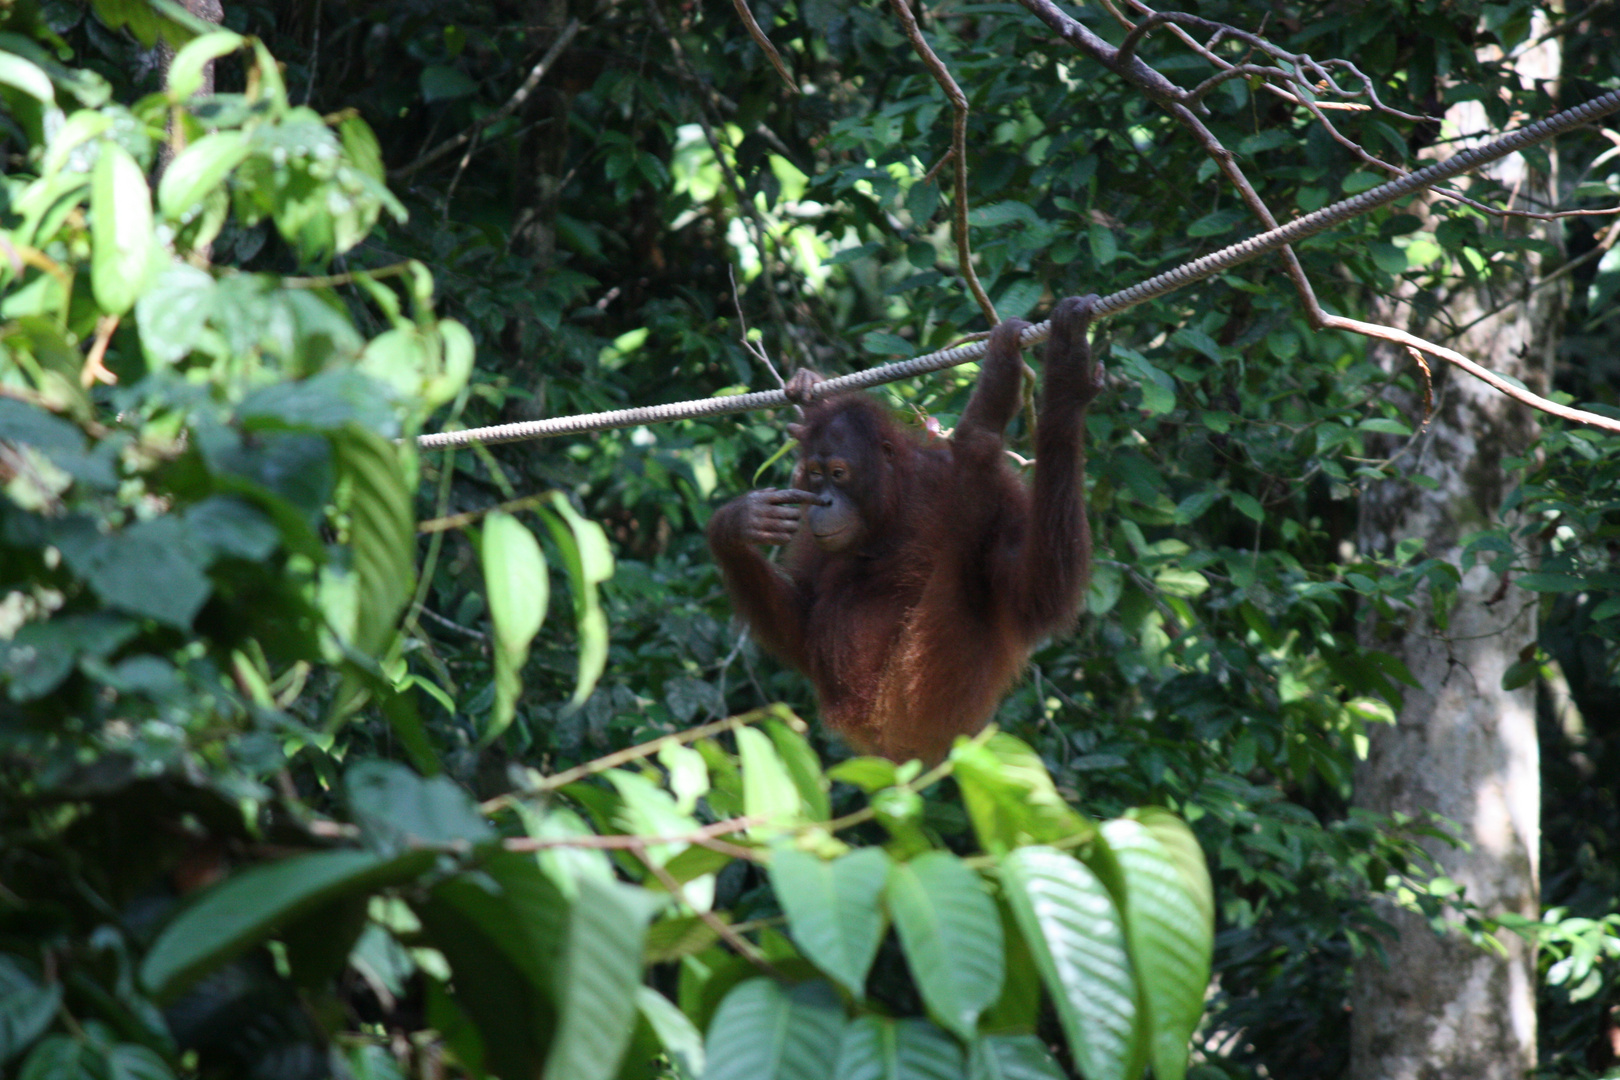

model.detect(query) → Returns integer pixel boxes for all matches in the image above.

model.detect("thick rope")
[419,87,1620,449]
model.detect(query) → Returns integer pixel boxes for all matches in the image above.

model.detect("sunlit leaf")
[90,142,153,314]
[1000,846,1136,1080]
[1101,818,1213,1080]
[167,29,244,98]
[541,492,614,706]
[481,509,548,742]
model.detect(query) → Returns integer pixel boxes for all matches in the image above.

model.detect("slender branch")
[889,0,997,327]
[390,19,580,180]
[527,706,805,792]
[503,815,762,855]
[728,0,798,94]
[81,314,119,387]
[1316,314,1620,435]
[638,848,777,970]
[418,491,550,533]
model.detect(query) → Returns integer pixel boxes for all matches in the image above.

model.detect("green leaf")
[346,759,494,851]
[158,131,250,221]
[769,847,889,998]
[18,1036,95,1080]
[0,53,54,103]
[636,986,705,1078]
[1088,222,1117,266]
[54,515,211,630]
[135,262,215,365]
[736,726,801,834]
[140,847,434,1002]
[827,757,899,793]
[1153,569,1209,598]
[602,770,701,868]
[765,715,830,821]
[481,510,549,743]
[835,1016,963,1080]
[1186,208,1244,237]
[0,957,61,1065]
[542,493,614,707]
[887,852,1004,1041]
[1129,810,1215,937]
[90,142,154,315]
[333,424,415,657]
[952,733,1093,853]
[1515,572,1584,592]
[421,65,478,102]
[704,979,846,1080]
[545,876,658,1080]
[1100,819,1212,1080]
[1229,491,1264,522]
[1358,417,1413,436]
[104,1044,177,1080]
[967,1034,1068,1080]
[415,853,569,1080]
[999,847,1136,1080]
[167,29,244,98]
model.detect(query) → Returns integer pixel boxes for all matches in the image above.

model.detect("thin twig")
[728,0,798,94]
[889,0,997,327]
[1321,314,1620,434]
[638,848,777,970]
[416,605,489,642]
[528,706,805,792]
[418,491,550,533]
[81,314,119,387]
[503,815,762,855]
[390,19,580,180]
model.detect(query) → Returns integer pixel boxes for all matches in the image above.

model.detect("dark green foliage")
[3,0,1619,1076]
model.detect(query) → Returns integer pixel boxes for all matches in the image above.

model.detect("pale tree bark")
[1350,22,1562,1080]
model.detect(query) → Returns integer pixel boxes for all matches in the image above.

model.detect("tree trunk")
[1350,26,1561,1080]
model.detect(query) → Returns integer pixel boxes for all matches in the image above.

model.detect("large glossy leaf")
[544,875,659,1080]
[481,509,548,742]
[414,852,570,1080]
[951,733,1093,853]
[967,1034,1067,1080]
[1101,819,1213,1080]
[636,986,705,1079]
[999,847,1136,1080]
[540,492,613,706]
[703,979,845,1080]
[887,852,1004,1041]
[835,1016,963,1080]
[140,847,434,1002]
[770,846,889,998]
[89,142,152,315]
